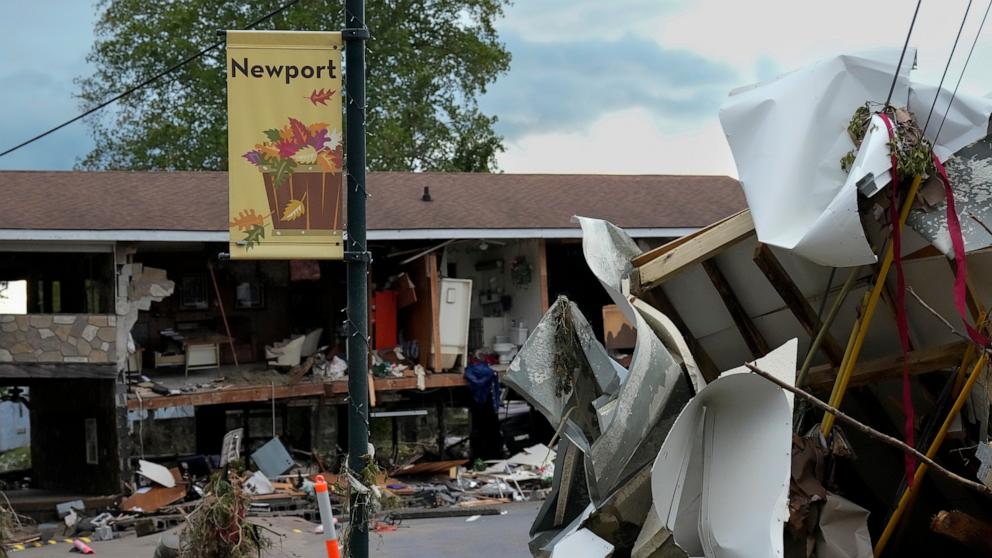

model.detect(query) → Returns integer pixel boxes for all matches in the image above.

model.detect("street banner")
[227,31,344,259]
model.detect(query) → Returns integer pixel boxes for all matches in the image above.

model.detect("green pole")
[343,0,369,555]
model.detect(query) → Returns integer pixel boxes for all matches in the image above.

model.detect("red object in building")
[374,290,398,349]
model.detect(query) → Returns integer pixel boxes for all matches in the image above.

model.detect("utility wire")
[0,0,303,159]
[886,0,923,107]
[923,0,973,136]
[934,0,992,145]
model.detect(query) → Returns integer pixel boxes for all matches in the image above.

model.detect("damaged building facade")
[0,170,743,514]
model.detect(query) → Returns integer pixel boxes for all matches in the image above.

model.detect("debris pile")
[179,475,270,558]
[505,47,992,557]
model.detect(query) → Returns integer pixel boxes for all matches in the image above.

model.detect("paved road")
[12,502,541,558]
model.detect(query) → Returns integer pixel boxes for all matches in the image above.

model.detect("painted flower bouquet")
[237,117,344,242]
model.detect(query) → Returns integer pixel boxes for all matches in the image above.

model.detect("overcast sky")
[2,0,992,175]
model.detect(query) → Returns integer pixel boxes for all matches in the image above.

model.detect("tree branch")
[906,286,991,357]
[744,362,992,499]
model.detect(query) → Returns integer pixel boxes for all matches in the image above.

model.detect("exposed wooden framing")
[701,258,769,358]
[634,209,755,289]
[404,252,441,371]
[0,363,117,380]
[368,372,377,407]
[328,372,469,395]
[207,261,238,369]
[538,239,550,313]
[129,372,473,411]
[633,275,720,382]
[904,244,943,261]
[931,510,992,554]
[804,342,965,392]
[429,253,442,372]
[128,382,327,411]
[752,243,844,365]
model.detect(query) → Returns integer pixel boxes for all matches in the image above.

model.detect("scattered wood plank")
[701,259,769,359]
[386,507,500,520]
[931,510,992,554]
[287,355,315,385]
[752,243,844,365]
[804,342,966,392]
[391,459,467,477]
[635,209,755,289]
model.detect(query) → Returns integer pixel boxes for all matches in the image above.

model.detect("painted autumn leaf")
[316,149,339,173]
[230,209,265,231]
[256,144,280,160]
[307,122,329,135]
[271,158,295,187]
[288,117,309,145]
[242,224,265,250]
[282,199,305,221]
[263,129,282,143]
[307,88,336,106]
[292,145,318,165]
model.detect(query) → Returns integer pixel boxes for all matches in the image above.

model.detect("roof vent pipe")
[421,186,432,202]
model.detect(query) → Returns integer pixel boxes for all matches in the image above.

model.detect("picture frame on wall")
[180,275,209,310]
[235,280,264,309]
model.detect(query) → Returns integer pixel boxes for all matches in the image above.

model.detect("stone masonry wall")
[0,314,117,364]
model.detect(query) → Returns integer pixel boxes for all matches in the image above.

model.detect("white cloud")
[656,0,992,92]
[497,0,684,43]
[498,107,737,176]
[497,0,992,175]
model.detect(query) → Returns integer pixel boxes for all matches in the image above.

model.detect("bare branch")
[969,213,992,238]
[744,362,992,499]
[906,286,991,356]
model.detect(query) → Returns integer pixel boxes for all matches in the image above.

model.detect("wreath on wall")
[511,256,533,288]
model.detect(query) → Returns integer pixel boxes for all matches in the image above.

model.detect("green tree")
[76,0,510,171]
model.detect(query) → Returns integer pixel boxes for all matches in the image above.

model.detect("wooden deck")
[127,370,472,411]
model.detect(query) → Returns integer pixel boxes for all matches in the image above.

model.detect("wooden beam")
[128,372,474,411]
[538,239,550,313]
[635,278,721,382]
[128,381,327,411]
[327,372,468,395]
[634,209,755,289]
[752,244,845,365]
[429,253,442,372]
[701,259,769,358]
[0,363,117,380]
[805,342,966,392]
[931,510,992,554]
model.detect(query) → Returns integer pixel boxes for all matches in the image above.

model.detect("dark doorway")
[545,240,614,343]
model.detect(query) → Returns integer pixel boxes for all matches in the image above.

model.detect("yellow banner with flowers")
[227,31,344,259]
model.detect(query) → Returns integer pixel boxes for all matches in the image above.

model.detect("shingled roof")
[0,171,744,237]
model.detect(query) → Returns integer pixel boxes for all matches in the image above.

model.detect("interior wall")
[132,247,346,364]
[29,378,120,494]
[443,239,545,347]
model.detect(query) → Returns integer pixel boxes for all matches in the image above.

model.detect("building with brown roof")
[0,170,742,502]
[0,171,743,240]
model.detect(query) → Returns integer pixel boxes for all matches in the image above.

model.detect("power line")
[934,0,992,145]
[885,0,923,108]
[923,0,973,136]
[0,0,303,159]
